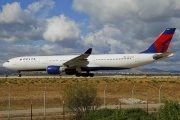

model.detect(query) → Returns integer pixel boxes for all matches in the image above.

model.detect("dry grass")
[0,76,180,111]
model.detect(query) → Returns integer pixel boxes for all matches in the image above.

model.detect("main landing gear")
[76,72,94,77]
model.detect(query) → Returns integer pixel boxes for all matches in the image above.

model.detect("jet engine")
[46,66,66,74]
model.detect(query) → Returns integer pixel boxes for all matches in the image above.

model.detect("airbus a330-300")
[3,28,176,77]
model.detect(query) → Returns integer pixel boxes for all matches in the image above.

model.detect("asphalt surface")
[0,75,179,79]
[0,104,162,115]
[0,104,162,119]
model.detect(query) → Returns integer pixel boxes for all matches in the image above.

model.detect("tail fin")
[141,28,176,53]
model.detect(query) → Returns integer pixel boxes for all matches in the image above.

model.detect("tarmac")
[0,104,162,120]
[0,75,179,79]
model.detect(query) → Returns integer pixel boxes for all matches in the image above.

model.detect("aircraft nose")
[3,62,6,67]
[3,62,9,68]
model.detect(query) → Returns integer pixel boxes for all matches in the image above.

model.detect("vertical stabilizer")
[141,28,176,53]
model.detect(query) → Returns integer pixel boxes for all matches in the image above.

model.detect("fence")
[0,77,180,119]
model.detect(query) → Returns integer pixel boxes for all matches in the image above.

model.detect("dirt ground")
[0,76,180,119]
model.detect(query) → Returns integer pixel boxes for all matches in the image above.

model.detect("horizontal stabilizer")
[153,51,174,60]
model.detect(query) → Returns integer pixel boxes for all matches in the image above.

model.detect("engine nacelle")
[47,66,66,74]
[47,66,60,74]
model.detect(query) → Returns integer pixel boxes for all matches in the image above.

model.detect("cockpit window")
[7,61,10,62]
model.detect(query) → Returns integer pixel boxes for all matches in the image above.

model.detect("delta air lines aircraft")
[3,28,176,77]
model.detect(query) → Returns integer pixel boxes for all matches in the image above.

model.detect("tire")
[89,73,94,77]
[76,73,81,77]
[82,73,89,77]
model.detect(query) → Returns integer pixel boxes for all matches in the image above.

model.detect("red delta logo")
[20,58,22,61]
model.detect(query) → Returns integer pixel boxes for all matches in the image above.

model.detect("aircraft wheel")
[89,73,94,77]
[82,73,89,77]
[76,73,81,77]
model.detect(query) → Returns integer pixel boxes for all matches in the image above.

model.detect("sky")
[0,0,180,71]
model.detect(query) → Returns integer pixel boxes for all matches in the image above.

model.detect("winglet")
[84,48,92,54]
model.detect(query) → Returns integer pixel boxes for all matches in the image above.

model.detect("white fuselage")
[3,54,158,71]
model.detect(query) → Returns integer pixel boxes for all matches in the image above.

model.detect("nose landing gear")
[17,71,22,77]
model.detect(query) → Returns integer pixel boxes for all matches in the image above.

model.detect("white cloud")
[73,0,180,54]
[28,0,55,17]
[73,0,180,23]
[0,2,44,42]
[0,2,33,24]
[0,2,82,48]
[73,0,138,23]
[3,36,18,42]
[43,14,81,42]
[83,25,134,54]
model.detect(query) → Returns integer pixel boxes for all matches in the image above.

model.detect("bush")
[79,108,156,120]
[79,109,113,120]
[63,82,100,118]
[158,100,180,120]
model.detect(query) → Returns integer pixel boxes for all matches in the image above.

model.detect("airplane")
[3,28,176,77]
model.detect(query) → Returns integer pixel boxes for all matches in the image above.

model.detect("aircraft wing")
[153,51,174,60]
[63,48,92,67]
